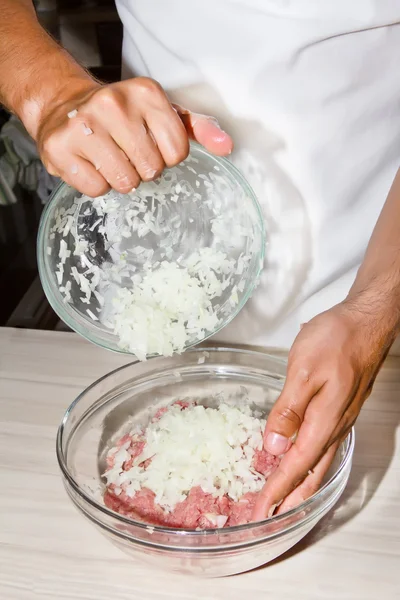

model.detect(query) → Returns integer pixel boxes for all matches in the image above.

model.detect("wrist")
[19,72,99,141]
[12,47,99,140]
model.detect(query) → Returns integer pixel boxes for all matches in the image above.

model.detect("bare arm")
[347,168,400,337]
[0,0,96,139]
[0,1,232,196]
[254,168,400,519]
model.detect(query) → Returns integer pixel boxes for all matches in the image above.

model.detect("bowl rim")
[37,143,266,356]
[56,346,355,537]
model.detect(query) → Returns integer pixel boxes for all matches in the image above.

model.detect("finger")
[276,441,339,515]
[55,155,110,197]
[145,103,190,167]
[263,365,324,456]
[76,128,141,193]
[107,117,165,182]
[88,90,165,182]
[173,104,233,156]
[119,79,189,169]
[254,384,345,521]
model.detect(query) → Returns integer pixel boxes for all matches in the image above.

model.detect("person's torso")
[115,0,400,349]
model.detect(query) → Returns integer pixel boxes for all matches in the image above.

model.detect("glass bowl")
[37,144,265,357]
[57,348,354,577]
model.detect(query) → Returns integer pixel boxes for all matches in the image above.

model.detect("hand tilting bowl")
[38,144,265,358]
[57,348,354,577]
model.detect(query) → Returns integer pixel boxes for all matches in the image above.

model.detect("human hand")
[34,77,233,197]
[253,300,394,520]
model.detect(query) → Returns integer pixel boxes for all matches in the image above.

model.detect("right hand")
[35,77,233,197]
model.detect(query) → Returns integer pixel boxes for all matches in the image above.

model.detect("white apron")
[115,0,400,351]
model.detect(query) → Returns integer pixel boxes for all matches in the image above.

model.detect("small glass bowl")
[57,348,354,577]
[37,144,265,356]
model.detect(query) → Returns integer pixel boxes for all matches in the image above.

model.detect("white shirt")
[115,0,400,351]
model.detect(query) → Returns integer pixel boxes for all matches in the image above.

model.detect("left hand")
[253,300,394,520]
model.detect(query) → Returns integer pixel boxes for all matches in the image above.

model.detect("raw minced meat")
[103,401,280,529]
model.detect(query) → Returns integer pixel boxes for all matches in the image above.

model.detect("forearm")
[0,0,97,139]
[347,168,400,342]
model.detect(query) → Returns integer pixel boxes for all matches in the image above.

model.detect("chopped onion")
[89,218,102,232]
[53,159,259,361]
[104,401,267,511]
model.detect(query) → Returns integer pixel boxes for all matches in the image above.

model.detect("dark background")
[0,0,122,329]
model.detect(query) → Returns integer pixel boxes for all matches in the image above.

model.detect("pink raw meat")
[104,403,280,529]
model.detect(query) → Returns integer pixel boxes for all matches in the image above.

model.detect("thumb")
[173,104,233,156]
[264,368,321,456]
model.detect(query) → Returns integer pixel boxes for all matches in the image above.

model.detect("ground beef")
[104,485,264,528]
[103,402,280,529]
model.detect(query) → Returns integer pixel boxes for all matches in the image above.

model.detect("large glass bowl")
[57,348,354,577]
[37,144,265,356]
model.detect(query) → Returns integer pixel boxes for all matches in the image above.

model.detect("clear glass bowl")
[57,348,354,577]
[37,144,265,356]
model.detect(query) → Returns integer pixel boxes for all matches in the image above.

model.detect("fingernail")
[207,116,224,130]
[265,432,290,455]
[71,164,79,175]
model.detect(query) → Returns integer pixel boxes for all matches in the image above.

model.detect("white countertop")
[0,327,399,599]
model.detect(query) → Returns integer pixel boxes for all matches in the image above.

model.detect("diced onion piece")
[104,402,269,512]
